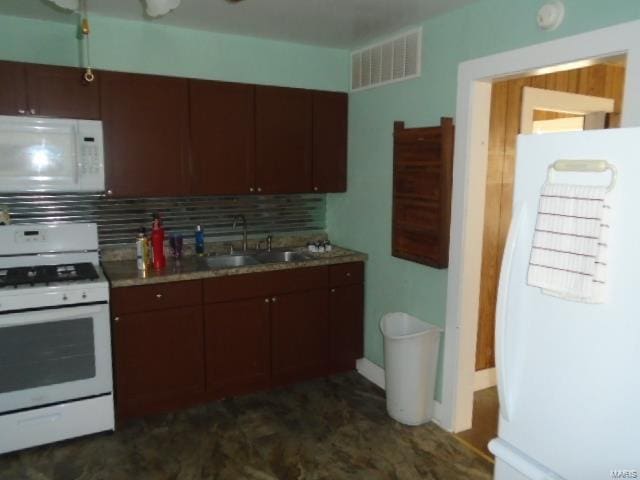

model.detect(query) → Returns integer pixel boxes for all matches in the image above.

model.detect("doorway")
[441,20,640,436]
[455,60,626,457]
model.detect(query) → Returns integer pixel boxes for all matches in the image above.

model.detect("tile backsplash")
[0,193,325,246]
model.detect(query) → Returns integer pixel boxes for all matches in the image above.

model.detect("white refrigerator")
[488,127,640,479]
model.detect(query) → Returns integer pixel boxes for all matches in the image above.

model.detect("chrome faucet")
[266,234,272,252]
[232,215,248,252]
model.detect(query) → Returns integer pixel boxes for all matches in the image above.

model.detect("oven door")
[0,302,112,414]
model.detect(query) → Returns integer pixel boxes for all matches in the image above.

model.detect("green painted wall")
[2,1,640,400]
[0,14,349,91]
[326,0,640,399]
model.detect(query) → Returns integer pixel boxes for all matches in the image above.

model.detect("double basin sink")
[205,250,311,269]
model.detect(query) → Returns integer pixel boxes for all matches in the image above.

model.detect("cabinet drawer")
[329,262,364,287]
[111,280,202,315]
[204,266,328,303]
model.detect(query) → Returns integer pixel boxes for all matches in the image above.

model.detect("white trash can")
[380,312,442,426]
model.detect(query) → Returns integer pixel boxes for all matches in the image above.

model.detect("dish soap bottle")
[136,227,150,271]
[195,224,205,255]
[151,213,166,270]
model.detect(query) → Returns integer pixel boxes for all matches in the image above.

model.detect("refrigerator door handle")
[495,201,527,422]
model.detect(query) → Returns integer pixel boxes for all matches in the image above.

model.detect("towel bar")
[547,159,617,192]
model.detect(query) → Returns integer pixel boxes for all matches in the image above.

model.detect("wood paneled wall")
[475,63,626,371]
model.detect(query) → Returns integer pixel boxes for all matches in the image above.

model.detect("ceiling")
[0,0,479,49]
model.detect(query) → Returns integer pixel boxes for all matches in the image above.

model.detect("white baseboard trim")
[355,357,444,426]
[474,367,497,391]
[432,400,444,428]
[356,357,385,389]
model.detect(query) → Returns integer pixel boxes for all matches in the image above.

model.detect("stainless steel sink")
[206,254,260,269]
[255,250,309,263]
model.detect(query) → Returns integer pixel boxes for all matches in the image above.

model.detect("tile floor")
[0,373,493,480]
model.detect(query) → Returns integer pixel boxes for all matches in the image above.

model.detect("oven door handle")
[0,304,107,328]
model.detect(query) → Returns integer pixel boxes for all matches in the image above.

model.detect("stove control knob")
[62,294,68,301]
[82,292,87,300]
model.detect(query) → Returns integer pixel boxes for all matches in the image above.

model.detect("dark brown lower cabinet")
[114,306,204,420]
[204,298,271,398]
[329,283,364,373]
[271,289,329,386]
[112,263,364,421]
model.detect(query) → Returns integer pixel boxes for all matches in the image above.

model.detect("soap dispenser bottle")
[195,224,205,255]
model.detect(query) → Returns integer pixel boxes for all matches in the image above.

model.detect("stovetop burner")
[0,263,99,288]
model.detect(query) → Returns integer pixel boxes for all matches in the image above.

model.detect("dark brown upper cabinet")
[190,80,256,195]
[0,61,99,119]
[25,64,100,119]
[392,117,454,269]
[101,71,190,197]
[312,91,348,193]
[0,61,28,116]
[255,86,313,194]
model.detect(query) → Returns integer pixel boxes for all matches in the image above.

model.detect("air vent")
[351,27,422,91]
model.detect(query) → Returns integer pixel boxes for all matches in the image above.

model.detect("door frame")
[441,19,640,433]
[520,86,615,134]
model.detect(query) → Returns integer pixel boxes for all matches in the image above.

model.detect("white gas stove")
[0,223,114,455]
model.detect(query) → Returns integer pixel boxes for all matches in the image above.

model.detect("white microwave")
[0,115,104,193]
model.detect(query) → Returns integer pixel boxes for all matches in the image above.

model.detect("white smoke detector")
[537,1,565,31]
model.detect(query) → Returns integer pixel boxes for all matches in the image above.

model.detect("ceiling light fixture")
[145,0,181,18]
[46,0,182,18]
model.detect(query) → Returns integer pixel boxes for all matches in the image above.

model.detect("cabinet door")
[190,80,255,195]
[329,283,364,373]
[204,297,270,397]
[101,71,190,197]
[312,91,348,192]
[0,61,28,116]
[255,86,312,193]
[271,289,328,385]
[113,306,204,419]
[26,64,100,119]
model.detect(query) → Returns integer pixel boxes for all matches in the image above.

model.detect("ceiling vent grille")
[351,27,422,91]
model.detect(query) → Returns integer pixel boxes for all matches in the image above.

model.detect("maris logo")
[611,470,638,479]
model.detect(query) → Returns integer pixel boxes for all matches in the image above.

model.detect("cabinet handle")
[313,186,318,192]
[271,297,277,303]
[18,108,26,115]
[330,288,336,293]
[106,189,113,196]
[114,317,120,323]
[250,187,255,193]
[257,187,262,193]
[264,298,270,303]
[30,108,36,115]
[346,272,352,277]
[155,293,163,299]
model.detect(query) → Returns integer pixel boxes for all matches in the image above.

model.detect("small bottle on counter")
[151,213,166,270]
[324,240,332,252]
[195,224,205,255]
[136,227,149,271]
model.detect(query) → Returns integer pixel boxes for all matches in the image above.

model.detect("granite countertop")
[102,246,368,288]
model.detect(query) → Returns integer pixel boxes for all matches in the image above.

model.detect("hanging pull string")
[81,0,94,83]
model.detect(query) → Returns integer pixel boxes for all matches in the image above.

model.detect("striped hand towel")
[527,183,610,303]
